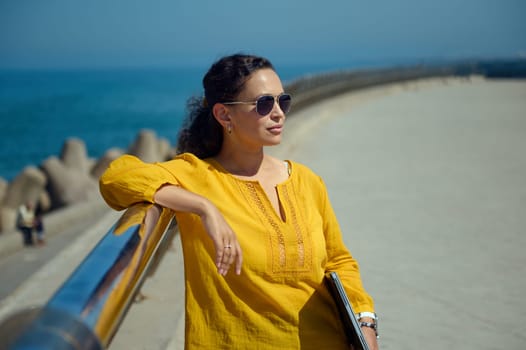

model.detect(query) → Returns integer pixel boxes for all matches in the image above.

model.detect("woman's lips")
[267,125,283,134]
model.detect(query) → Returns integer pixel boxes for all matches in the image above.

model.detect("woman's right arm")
[99,155,242,275]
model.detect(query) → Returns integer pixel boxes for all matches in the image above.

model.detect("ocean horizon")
[0,59,408,181]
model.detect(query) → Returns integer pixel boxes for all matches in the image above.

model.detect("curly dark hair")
[176,54,275,159]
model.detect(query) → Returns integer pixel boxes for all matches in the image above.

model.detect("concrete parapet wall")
[284,59,526,114]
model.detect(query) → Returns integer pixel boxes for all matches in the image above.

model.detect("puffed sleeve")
[318,176,375,313]
[99,154,179,211]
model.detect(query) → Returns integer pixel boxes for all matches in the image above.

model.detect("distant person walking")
[34,203,46,245]
[16,202,35,246]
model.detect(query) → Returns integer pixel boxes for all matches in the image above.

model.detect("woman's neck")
[215,147,267,177]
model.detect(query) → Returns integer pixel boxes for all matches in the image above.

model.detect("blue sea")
[0,61,387,181]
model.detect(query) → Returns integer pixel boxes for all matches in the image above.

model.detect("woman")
[100,54,378,349]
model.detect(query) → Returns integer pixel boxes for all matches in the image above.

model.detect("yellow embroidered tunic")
[99,153,374,349]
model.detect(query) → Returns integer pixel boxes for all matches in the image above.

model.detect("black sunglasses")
[223,93,292,116]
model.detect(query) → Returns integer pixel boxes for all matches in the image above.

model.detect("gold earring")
[227,124,232,134]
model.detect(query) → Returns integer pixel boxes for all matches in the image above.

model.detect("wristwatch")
[356,312,379,339]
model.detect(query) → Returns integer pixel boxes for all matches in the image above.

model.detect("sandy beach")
[2,76,525,349]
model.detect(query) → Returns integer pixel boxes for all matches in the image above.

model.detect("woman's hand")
[199,201,243,276]
[154,185,243,276]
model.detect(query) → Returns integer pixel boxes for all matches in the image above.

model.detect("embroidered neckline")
[206,158,292,185]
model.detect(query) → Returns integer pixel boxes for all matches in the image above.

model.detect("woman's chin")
[264,137,282,146]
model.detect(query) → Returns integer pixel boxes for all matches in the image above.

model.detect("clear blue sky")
[1,0,525,69]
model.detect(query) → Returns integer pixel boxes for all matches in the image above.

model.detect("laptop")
[325,271,370,350]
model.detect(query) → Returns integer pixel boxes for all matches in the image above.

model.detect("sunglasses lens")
[256,95,275,116]
[278,94,292,114]
[255,94,292,115]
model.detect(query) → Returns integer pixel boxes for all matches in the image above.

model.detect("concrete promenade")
[1,76,525,349]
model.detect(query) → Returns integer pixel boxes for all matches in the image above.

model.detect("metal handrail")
[0,203,176,349]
